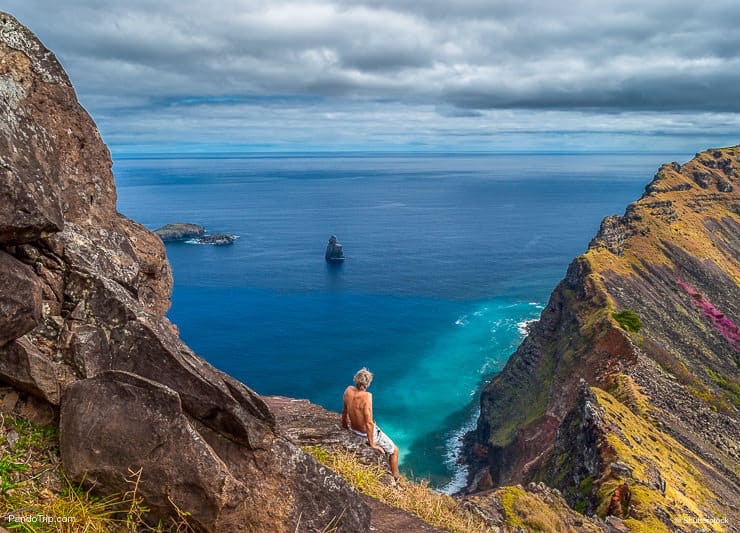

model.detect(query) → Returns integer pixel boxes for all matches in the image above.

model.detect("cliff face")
[0,12,369,532]
[467,148,739,531]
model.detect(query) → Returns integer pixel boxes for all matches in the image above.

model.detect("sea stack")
[325,235,345,261]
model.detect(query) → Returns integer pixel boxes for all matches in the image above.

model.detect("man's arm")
[341,401,349,429]
[341,389,350,429]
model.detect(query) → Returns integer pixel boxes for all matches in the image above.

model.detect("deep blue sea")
[113,152,688,491]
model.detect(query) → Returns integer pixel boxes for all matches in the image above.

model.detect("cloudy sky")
[8,1,740,153]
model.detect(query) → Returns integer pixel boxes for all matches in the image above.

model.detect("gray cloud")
[6,1,740,150]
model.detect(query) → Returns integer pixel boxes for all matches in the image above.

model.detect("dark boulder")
[0,337,75,404]
[61,372,370,532]
[0,250,42,346]
[0,13,117,237]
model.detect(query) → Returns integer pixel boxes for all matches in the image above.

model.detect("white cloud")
[5,1,740,150]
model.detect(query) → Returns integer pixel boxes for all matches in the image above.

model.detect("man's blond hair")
[354,367,373,389]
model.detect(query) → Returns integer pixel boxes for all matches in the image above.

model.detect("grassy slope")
[474,146,738,531]
[307,446,604,533]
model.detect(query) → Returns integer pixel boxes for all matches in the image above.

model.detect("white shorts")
[351,425,396,454]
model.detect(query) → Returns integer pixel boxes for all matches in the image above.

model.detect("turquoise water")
[113,152,688,489]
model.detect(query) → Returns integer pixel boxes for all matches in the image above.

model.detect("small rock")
[1,391,19,413]
[717,180,733,192]
[604,515,631,533]
[6,429,19,449]
[19,395,56,426]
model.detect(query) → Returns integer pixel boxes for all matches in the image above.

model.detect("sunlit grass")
[305,445,490,533]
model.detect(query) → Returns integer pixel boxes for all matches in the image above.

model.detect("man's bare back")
[342,386,374,435]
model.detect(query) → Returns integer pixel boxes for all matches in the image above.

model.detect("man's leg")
[389,445,400,478]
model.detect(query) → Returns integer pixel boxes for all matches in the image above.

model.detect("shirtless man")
[341,367,400,478]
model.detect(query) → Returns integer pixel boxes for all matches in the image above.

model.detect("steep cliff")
[466,148,739,531]
[0,12,369,531]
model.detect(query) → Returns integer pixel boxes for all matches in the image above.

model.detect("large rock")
[0,10,371,531]
[62,372,369,531]
[0,13,116,243]
[0,337,75,404]
[0,250,42,346]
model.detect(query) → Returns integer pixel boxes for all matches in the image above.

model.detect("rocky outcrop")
[465,148,739,531]
[0,11,369,532]
[154,223,205,241]
[196,233,237,245]
[265,396,447,533]
[325,235,345,261]
[265,396,395,471]
[154,223,236,245]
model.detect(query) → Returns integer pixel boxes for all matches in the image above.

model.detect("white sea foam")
[517,318,538,336]
[371,202,406,209]
[440,408,480,495]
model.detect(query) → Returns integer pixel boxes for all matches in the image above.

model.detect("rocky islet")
[154,223,237,245]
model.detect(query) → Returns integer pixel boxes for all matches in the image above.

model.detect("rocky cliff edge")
[466,147,739,531]
[0,12,369,532]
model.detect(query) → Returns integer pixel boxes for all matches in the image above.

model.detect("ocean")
[113,152,688,491]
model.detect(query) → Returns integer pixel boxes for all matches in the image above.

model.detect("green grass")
[612,309,642,333]
[705,367,740,408]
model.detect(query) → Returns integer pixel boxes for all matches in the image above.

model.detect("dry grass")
[305,446,490,533]
[591,387,727,533]
[0,413,194,532]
